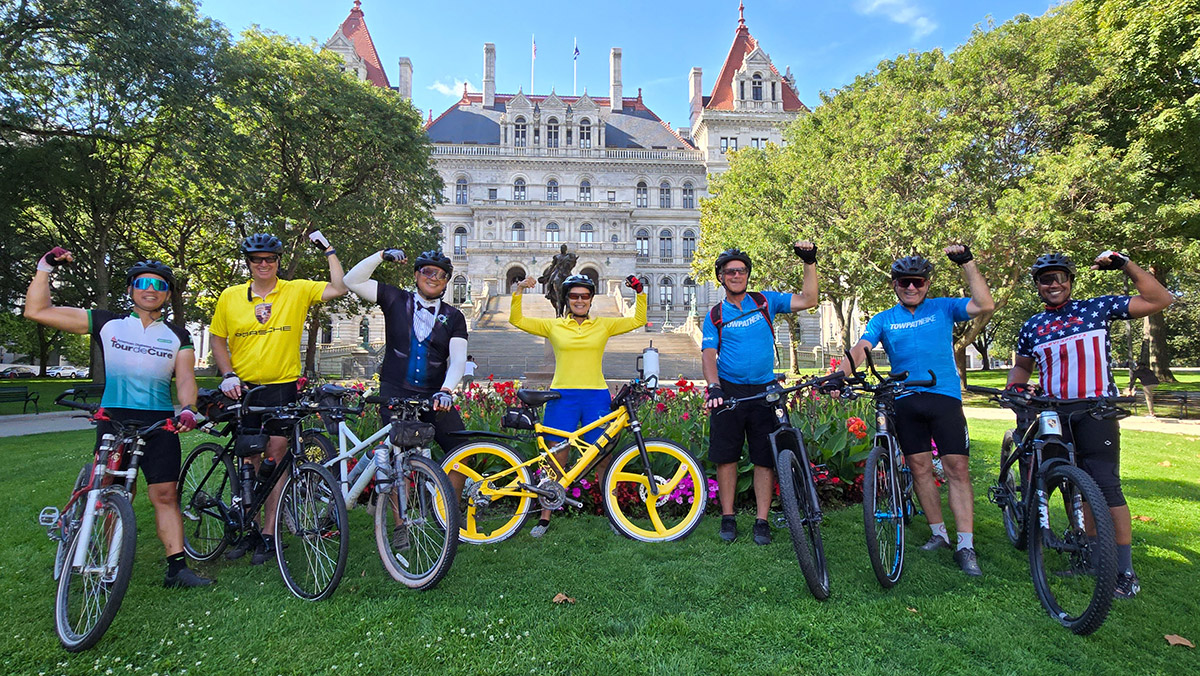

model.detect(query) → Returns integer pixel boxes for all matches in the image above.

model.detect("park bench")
[0,385,39,414]
[1145,390,1200,419]
[66,384,104,402]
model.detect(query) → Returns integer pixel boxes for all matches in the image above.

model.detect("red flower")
[655,402,666,413]
[681,412,690,421]
[846,416,867,440]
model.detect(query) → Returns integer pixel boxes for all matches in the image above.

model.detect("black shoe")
[1114,572,1140,599]
[224,531,260,561]
[164,567,215,588]
[250,537,273,566]
[919,535,952,551]
[719,515,737,543]
[954,547,982,577]
[752,519,771,546]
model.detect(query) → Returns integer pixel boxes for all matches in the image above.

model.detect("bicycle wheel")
[178,443,234,561]
[274,461,349,601]
[54,464,93,581]
[999,429,1029,549]
[54,490,137,652]
[442,442,533,544]
[603,438,706,543]
[1028,463,1118,635]
[777,448,830,600]
[300,429,336,465]
[863,444,905,588]
[375,454,459,590]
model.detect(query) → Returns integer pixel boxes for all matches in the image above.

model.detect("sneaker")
[1114,572,1140,599]
[919,535,952,551]
[164,567,215,588]
[530,521,549,538]
[954,547,982,577]
[719,515,737,543]
[250,537,273,566]
[224,531,260,561]
[391,525,410,551]
[752,519,771,546]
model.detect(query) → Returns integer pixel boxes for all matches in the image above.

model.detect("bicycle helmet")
[714,248,753,276]
[240,233,284,255]
[561,274,595,296]
[890,255,934,280]
[125,260,177,292]
[413,249,453,276]
[1030,252,1076,280]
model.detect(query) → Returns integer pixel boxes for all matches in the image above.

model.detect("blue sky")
[195,0,1062,129]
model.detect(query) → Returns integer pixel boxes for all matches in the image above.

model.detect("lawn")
[0,420,1196,675]
[0,377,222,416]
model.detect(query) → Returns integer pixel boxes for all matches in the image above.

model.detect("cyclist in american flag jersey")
[1007,250,1172,599]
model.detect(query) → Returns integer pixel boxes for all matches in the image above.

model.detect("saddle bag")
[390,420,436,448]
[501,407,536,430]
[234,430,270,457]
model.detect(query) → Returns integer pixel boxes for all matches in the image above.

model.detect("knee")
[147,484,176,508]
[942,457,971,482]
[1099,483,1126,508]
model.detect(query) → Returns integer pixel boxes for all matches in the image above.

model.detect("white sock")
[957,532,974,550]
[930,522,948,542]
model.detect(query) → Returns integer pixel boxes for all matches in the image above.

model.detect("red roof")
[331,1,389,89]
[706,9,806,112]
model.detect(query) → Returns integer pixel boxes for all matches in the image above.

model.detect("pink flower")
[681,412,690,421]
[571,487,581,498]
[580,479,591,489]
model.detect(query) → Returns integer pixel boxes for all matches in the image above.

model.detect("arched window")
[453,226,468,256]
[682,182,695,209]
[683,277,697,307]
[658,229,673,262]
[682,229,696,261]
[511,221,525,242]
[658,277,674,309]
[635,228,650,258]
[453,275,467,304]
[752,74,763,101]
[580,222,595,243]
[320,317,333,344]
[659,181,671,208]
[579,179,592,202]
[546,179,559,202]
[546,117,559,148]
[513,116,527,147]
[636,181,648,208]
[454,177,468,205]
[579,118,592,149]
[513,178,526,201]
[546,222,560,242]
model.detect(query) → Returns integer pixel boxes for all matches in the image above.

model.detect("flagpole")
[573,37,578,96]
[531,34,536,93]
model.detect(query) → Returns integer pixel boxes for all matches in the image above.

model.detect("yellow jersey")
[210,278,326,384]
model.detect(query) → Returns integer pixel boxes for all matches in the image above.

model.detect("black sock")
[537,519,550,527]
[1117,544,1133,575]
[167,552,187,576]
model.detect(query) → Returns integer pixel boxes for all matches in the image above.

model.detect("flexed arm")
[24,247,89,334]
[344,251,385,303]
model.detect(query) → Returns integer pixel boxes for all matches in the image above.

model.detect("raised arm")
[945,244,994,317]
[344,251,385,304]
[509,277,553,336]
[308,231,347,301]
[610,279,648,335]
[1095,252,1173,319]
[790,241,819,311]
[23,248,89,334]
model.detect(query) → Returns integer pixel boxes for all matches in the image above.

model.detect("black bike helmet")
[890,255,934,280]
[561,274,596,296]
[1030,252,1076,280]
[240,233,284,255]
[413,249,453,277]
[125,260,177,292]
[714,248,753,276]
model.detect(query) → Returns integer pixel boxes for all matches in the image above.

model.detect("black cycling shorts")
[242,381,299,435]
[97,408,180,485]
[379,381,466,458]
[892,392,970,457]
[708,381,777,468]
[1061,403,1124,508]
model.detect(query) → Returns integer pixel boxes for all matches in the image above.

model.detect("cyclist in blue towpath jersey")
[841,245,994,577]
[24,248,213,588]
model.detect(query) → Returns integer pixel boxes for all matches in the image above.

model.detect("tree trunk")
[973,337,991,370]
[36,324,51,376]
[788,315,802,373]
[304,313,320,377]
[1144,264,1175,382]
[829,297,848,351]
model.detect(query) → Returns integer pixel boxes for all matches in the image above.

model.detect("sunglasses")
[567,292,593,301]
[132,277,169,292]
[247,255,279,265]
[895,277,928,289]
[418,267,448,281]
[1036,271,1071,286]
[721,267,749,277]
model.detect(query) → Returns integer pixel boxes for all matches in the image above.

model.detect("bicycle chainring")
[536,479,567,511]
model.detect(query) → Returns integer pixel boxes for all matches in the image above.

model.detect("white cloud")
[853,0,938,39]
[427,79,476,97]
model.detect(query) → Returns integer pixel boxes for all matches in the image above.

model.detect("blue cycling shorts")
[541,388,612,445]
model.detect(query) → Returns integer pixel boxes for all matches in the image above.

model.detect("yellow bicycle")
[442,376,706,544]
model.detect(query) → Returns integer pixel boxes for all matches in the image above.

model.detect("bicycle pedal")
[38,506,60,527]
[986,486,1006,505]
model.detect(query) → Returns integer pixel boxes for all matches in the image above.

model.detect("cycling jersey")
[377,283,468,393]
[90,310,192,411]
[859,297,972,400]
[210,278,326,384]
[1015,296,1132,399]
[701,291,792,385]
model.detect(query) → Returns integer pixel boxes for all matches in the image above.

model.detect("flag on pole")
[532,35,537,60]
[574,40,579,61]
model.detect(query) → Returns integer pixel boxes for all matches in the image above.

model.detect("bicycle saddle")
[517,389,562,407]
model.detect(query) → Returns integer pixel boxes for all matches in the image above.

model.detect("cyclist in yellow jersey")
[209,231,347,564]
[511,272,647,536]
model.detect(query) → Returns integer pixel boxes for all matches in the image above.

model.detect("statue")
[537,244,579,317]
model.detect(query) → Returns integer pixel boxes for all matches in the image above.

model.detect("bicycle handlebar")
[719,371,848,411]
[55,390,190,436]
[965,384,1135,409]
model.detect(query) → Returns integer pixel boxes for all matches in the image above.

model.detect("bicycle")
[844,350,935,589]
[716,372,847,600]
[966,384,1126,635]
[442,375,706,544]
[39,389,184,651]
[177,386,349,601]
[302,386,458,590]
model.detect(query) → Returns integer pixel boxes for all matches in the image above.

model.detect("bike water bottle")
[240,461,255,504]
[373,444,393,489]
[256,458,277,485]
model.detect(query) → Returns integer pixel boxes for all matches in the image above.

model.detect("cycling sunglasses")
[246,255,280,265]
[895,277,928,289]
[721,267,749,277]
[132,277,169,292]
[1036,271,1071,286]
[418,267,448,281]
[567,292,593,301]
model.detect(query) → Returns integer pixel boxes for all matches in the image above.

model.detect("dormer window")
[514,116,527,147]
[752,74,763,101]
[579,118,591,149]
[546,118,559,148]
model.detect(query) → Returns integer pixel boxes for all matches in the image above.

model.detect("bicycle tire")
[602,438,706,543]
[54,490,137,652]
[54,463,93,581]
[863,444,905,588]
[178,443,235,561]
[274,461,349,601]
[300,429,336,465]
[999,429,1028,550]
[1028,463,1118,635]
[375,454,459,590]
[442,441,533,545]
[777,448,830,600]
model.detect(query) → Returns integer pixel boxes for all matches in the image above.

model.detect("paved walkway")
[963,407,1200,435]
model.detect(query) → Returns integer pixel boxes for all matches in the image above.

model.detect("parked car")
[0,366,35,379]
[76,366,90,378]
[47,366,77,378]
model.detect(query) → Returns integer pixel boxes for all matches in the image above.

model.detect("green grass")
[1,421,1197,674]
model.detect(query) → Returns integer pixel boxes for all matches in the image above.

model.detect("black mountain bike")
[966,385,1128,635]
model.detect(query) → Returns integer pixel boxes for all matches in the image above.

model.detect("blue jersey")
[702,291,792,385]
[90,310,192,411]
[860,297,972,400]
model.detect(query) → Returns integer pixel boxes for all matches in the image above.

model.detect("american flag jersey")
[1015,296,1132,399]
